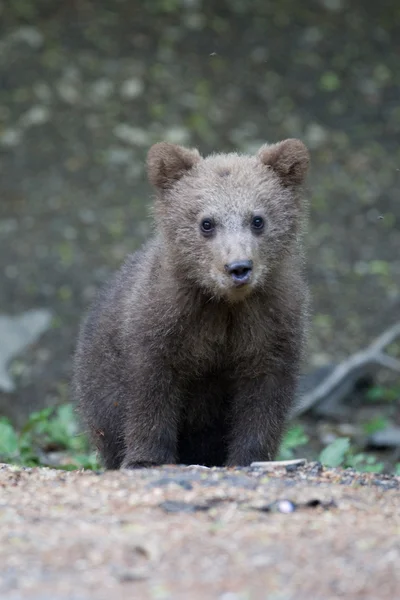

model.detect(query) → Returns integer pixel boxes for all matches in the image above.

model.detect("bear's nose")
[225,260,253,286]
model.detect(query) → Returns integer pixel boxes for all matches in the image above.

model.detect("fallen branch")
[292,322,400,418]
[250,459,306,470]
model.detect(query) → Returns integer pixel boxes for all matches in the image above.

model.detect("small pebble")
[159,500,210,513]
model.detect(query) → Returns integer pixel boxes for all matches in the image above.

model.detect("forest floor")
[1,461,399,600]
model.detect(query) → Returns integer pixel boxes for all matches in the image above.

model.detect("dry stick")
[292,322,400,418]
[250,459,306,469]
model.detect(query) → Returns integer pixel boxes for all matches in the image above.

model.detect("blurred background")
[0,0,399,470]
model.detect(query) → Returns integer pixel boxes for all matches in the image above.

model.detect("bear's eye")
[251,216,265,232]
[200,219,215,235]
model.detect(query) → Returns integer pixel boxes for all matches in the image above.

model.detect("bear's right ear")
[147,142,201,191]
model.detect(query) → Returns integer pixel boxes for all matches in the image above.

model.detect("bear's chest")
[166,301,268,374]
[169,310,228,372]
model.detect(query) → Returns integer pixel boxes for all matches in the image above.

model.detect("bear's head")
[147,139,309,302]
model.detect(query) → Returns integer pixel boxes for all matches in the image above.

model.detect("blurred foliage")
[0,406,398,475]
[0,404,100,470]
[278,425,309,460]
[319,437,384,473]
[319,437,350,468]
[366,384,400,403]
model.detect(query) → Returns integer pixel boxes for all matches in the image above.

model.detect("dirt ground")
[1,461,398,600]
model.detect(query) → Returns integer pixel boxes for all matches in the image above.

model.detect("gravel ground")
[0,462,399,600]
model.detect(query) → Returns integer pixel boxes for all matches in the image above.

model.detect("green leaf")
[345,452,365,468]
[278,425,309,460]
[21,407,54,434]
[361,462,384,474]
[0,419,19,458]
[319,437,350,467]
[73,452,101,470]
[48,404,78,447]
[369,260,390,276]
[366,385,400,403]
[319,71,341,92]
[362,417,389,436]
[366,386,385,401]
[346,452,384,473]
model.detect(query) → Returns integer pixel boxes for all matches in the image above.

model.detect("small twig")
[369,322,400,352]
[251,459,306,469]
[292,322,400,418]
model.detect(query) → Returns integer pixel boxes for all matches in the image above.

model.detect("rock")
[113,124,149,146]
[56,69,82,105]
[10,26,44,49]
[89,78,114,103]
[304,123,329,149]
[0,128,22,148]
[120,78,144,100]
[0,309,52,392]
[19,106,51,128]
[159,500,212,513]
[163,126,190,145]
[368,427,400,448]
[33,82,53,103]
[104,147,133,166]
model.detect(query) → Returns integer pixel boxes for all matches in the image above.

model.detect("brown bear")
[73,139,310,469]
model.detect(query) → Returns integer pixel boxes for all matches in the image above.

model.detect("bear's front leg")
[120,366,182,468]
[226,373,297,467]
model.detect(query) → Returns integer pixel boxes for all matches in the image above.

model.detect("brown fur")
[73,139,310,469]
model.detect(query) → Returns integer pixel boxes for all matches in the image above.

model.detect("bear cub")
[73,139,310,469]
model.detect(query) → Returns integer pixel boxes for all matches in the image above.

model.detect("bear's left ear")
[257,139,309,186]
[147,142,202,191]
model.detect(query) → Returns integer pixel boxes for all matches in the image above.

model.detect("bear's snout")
[224,260,253,286]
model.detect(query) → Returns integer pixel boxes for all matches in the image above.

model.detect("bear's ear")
[257,139,309,186]
[147,142,201,191]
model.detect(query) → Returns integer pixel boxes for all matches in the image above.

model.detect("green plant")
[362,416,389,436]
[0,419,19,459]
[345,452,384,473]
[319,437,384,473]
[366,384,400,403]
[0,404,100,470]
[319,437,350,467]
[278,424,309,460]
